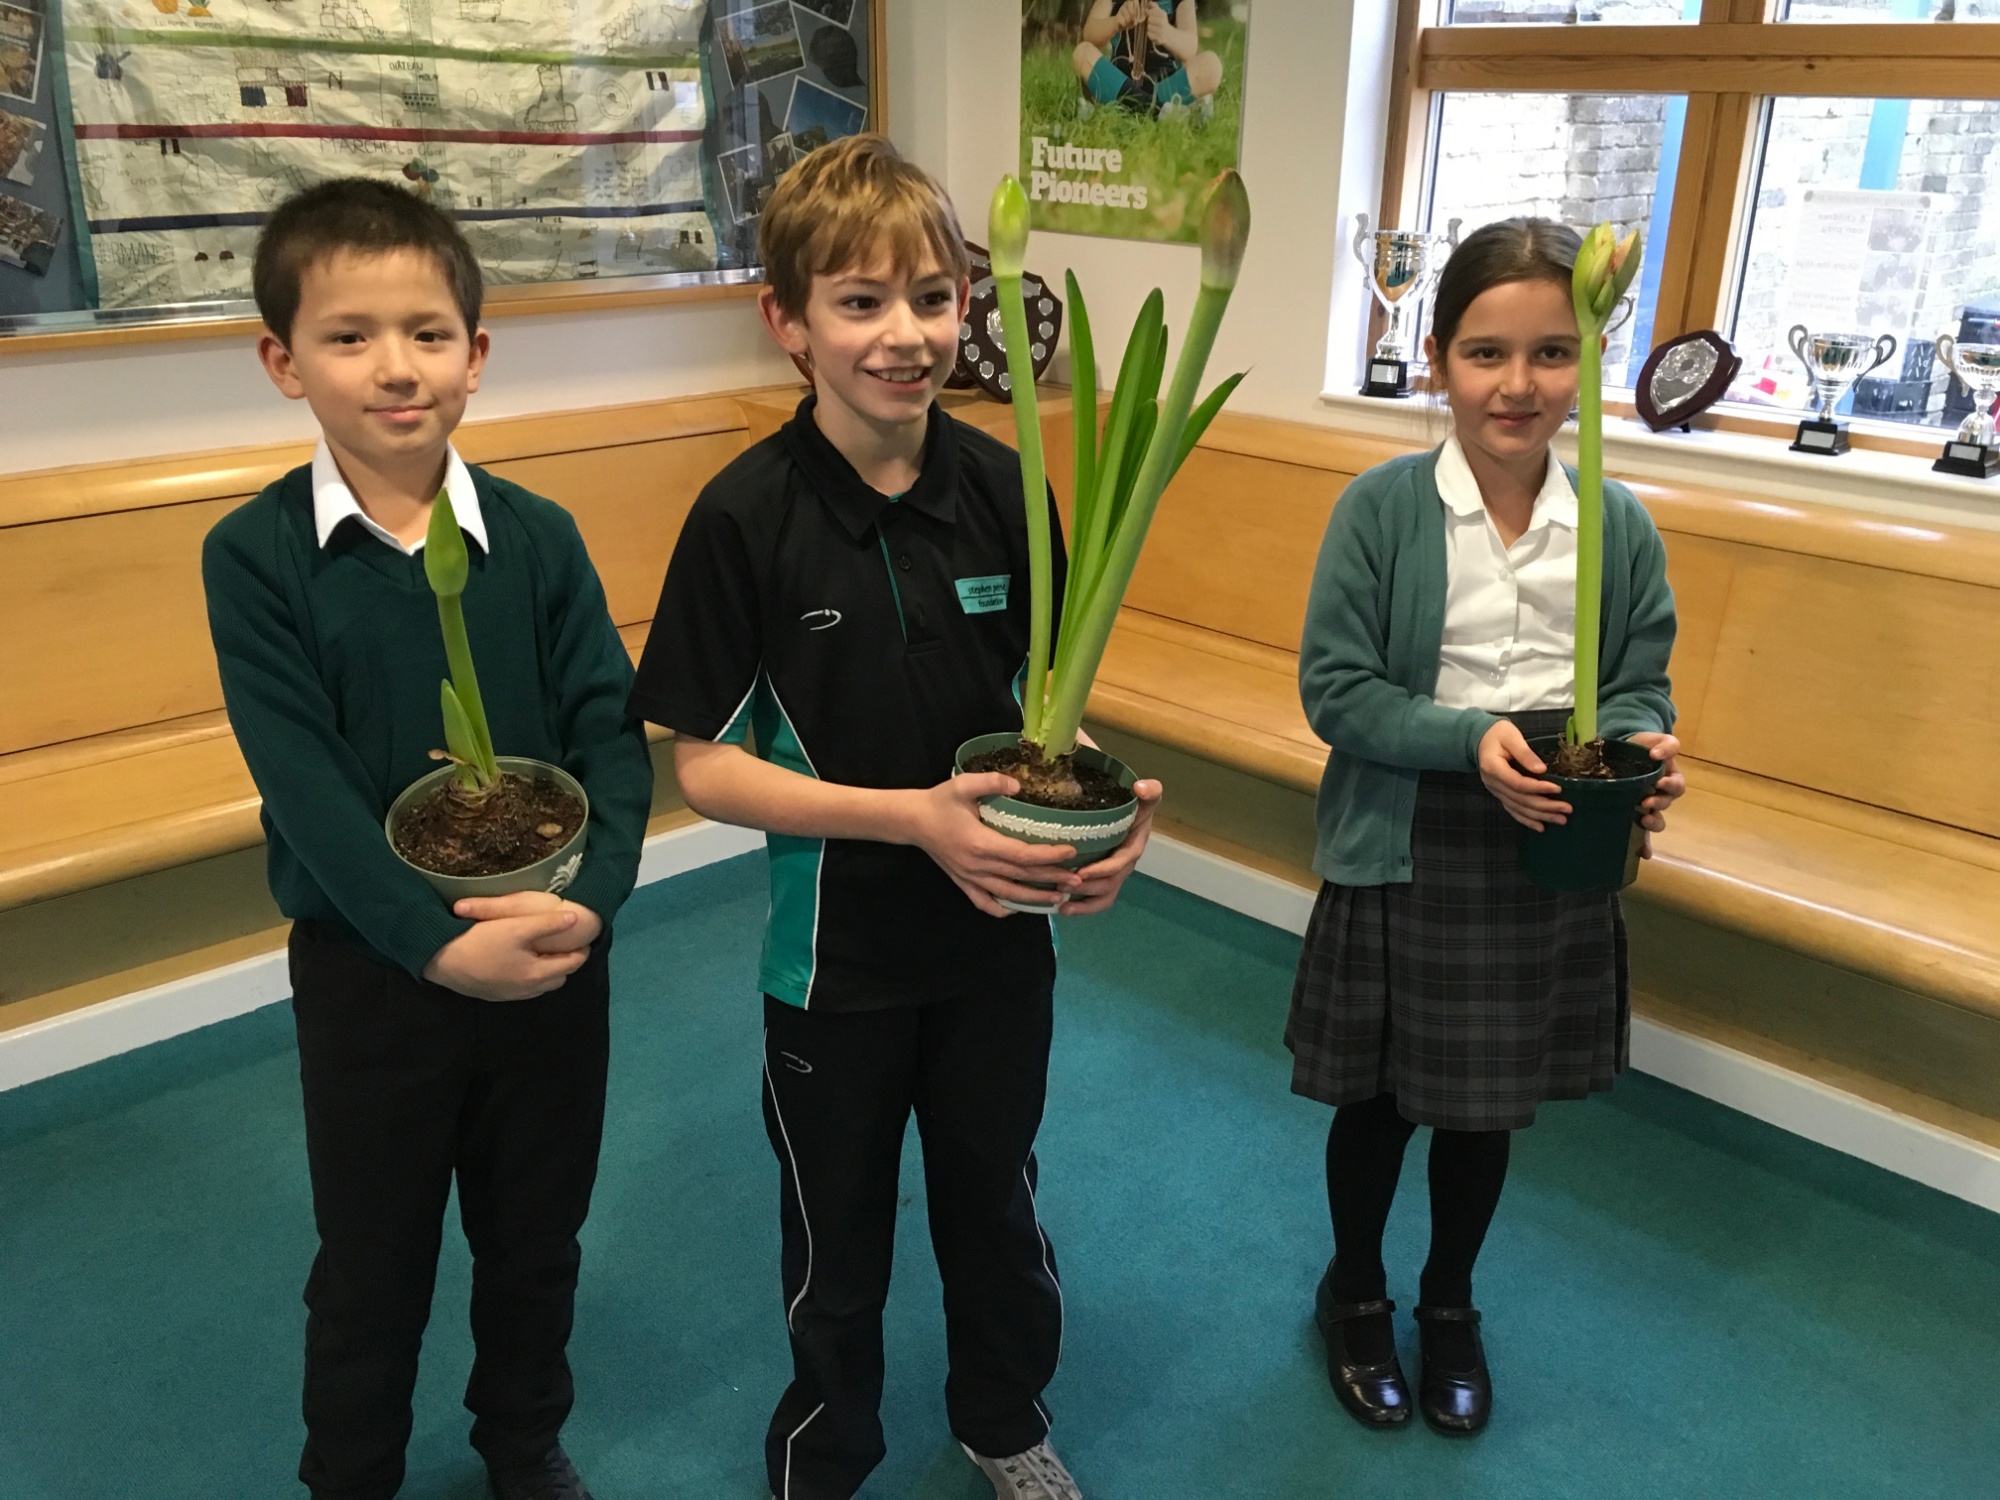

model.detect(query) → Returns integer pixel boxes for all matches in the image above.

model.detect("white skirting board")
[5,822,1999,1215]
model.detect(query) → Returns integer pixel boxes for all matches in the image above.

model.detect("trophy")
[1353,214,1460,398]
[1786,325,1897,455]
[1931,334,2000,479]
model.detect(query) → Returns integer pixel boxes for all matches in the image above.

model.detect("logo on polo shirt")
[955,575,1010,614]
[801,608,842,631]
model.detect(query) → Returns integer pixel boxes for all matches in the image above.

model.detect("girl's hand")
[1627,731,1685,859]
[1478,720,1571,832]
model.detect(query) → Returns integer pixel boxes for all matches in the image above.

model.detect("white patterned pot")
[954,731,1140,912]
[384,756,590,902]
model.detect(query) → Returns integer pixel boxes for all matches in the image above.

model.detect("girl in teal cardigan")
[1291,220,1684,1437]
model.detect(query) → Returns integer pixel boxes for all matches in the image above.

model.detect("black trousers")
[761,978,1063,1500]
[289,921,611,1500]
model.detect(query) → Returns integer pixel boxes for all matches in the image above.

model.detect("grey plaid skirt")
[1285,712,1628,1132]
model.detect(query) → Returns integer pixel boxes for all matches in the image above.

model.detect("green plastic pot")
[954,731,1140,914]
[385,756,590,902]
[1519,736,1664,894]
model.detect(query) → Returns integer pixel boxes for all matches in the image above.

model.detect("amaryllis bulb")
[988,175,1030,279]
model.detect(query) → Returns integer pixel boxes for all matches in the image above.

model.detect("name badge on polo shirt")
[954,575,1011,615]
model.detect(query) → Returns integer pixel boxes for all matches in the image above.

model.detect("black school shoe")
[1413,1305,1492,1435]
[1312,1266,1412,1427]
[488,1445,595,1500]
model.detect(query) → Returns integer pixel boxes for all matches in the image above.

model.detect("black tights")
[1325,1092,1510,1310]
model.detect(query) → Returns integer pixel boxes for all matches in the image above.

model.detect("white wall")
[886,0,1392,426]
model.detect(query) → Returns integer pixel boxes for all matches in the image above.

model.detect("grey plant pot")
[954,731,1140,914]
[384,756,590,902]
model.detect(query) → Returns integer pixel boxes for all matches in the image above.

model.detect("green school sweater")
[1299,446,1676,888]
[202,462,654,977]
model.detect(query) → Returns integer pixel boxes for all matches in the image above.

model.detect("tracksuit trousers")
[289,920,611,1500]
[759,978,1064,1500]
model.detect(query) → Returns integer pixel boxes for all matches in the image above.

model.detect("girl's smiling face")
[1427,277,1583,476]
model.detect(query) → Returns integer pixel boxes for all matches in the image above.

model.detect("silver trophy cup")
[1933,334,2000,479]
[1353,213,1461,397]
[1786,324,1897,455]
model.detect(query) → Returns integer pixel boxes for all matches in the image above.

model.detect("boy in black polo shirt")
[630,135,1160,1500]
[202,179,652,1500]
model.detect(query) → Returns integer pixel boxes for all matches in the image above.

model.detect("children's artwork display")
[1018,0,1249,245]
[0,0,878,328]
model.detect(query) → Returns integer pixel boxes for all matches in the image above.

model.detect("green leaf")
[1066,269,1097,549]
[424,487,467,597]
[1174,371,1246,474]
[440,680,488,790]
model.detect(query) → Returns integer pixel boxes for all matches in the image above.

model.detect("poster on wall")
[57,0,716,309]
[1018,0,1249,245]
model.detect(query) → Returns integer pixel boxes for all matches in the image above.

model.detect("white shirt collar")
[311,439,487,555]
[1435,434,1578,532]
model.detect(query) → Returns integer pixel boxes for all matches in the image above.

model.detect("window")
[1378,0,2000,448]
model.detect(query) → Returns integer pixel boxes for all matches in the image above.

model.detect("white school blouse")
[1431,434,1578,714]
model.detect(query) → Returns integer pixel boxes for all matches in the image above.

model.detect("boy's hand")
[907,774,1084,918]
[1060,779,1162,917]
[1627,731,1685,859]
[424,902,590,1001]
[454,893,604,953]
[1478,720,1571,832]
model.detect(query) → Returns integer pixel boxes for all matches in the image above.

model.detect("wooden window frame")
[0,0,889,358]
[1374,0,2000,460]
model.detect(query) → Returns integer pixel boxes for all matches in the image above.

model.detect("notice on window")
[1019,0,1250,245]
[1785,188,1933,337]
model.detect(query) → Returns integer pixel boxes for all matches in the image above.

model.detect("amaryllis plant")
[423,490,499,797]
[987,169,1250,800]
[1559,220,1641,775]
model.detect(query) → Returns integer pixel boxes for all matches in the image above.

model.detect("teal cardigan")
[1298,446,1676,887]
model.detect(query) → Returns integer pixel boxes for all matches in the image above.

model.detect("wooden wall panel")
[1122,449,1354,653]
[0,498,240,755]
[1691,552,2000,838]
[487,430,746,628]
[1653,529,1740,757]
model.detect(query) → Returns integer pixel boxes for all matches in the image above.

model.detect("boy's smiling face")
[762,247,969,437]
[257,246,488,475]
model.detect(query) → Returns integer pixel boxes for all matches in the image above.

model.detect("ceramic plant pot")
[954,731,1141,914]
[385,755,590,902]
[1519,736,1665,894]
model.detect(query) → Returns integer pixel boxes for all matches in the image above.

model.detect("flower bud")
[424,488,467,597]
[1199,170,1251,291]
[989,175,1030,280]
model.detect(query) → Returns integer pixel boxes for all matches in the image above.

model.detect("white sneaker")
[962,1440,1083,1500]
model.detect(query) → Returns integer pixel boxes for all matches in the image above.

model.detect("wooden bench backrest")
[0,396,750,760]
[1105,415,2000,842]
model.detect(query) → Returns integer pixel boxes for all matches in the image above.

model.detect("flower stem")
[996,266,1053,745]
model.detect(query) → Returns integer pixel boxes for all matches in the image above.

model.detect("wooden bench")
[1069,412,2000,1135]
[0,393,755,1017]
[0,386,1048,1024]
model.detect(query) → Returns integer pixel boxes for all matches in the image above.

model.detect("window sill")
[1317,390,2000,535]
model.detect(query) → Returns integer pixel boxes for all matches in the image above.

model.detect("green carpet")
[2,855,1997,1498]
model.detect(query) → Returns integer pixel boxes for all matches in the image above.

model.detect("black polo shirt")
[629,394,1066,1012]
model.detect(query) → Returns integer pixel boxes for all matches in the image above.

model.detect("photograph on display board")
[1019,0,1250,245]
[792,0,855,24]
[786,76,866,143]
[0,0,43,104]
[716,132,802,223]
[0,104,44,185]
[0,187,59,273]
[715,2,807,90]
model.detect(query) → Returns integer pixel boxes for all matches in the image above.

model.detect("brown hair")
[757,133,970,317]
[1429,217,1583,364]
[253,177,482,346]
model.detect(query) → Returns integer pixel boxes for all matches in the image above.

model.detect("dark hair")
[253,178,482,345]
[1428,217,1582,363]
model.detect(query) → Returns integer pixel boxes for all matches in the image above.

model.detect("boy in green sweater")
[202,179,652,1500]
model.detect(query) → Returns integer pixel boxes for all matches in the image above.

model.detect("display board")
[0,0,878,335]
